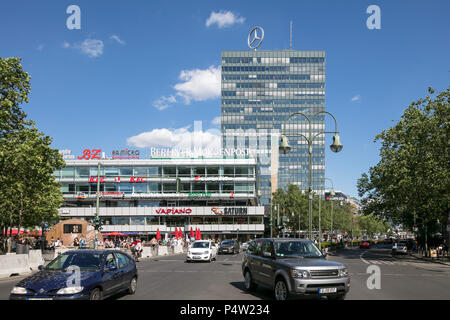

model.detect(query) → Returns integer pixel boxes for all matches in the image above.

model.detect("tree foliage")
[0,57,64,245]
[357,87,450,243]
[271,185,370,237]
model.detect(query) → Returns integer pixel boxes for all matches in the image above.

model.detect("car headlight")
[290,269,310,279]
[11,287,27,294]
[204,251,210,255]
[56,286,84,295]
[339,268,348,277]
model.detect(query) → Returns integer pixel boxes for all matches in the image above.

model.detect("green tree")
[357,87,450,250]
[0,57,64,252]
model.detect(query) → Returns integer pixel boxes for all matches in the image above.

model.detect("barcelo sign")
[248,26,264,50]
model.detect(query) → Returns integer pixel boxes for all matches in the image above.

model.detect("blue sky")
[1,0,449,198]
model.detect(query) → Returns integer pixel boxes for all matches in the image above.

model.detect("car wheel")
[244,270,257,291]
[89,288,103,300]
[274,279,289,301]
[127,276,137,295]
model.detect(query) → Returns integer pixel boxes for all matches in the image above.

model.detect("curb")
[409,253,450,266]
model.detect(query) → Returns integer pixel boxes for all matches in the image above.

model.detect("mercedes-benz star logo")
[248,26,264,50]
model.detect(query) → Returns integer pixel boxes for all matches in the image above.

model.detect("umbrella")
[179,229,184,240]
[103,232,126,237]
[198,228,202,240]
[190,227,194,238]
[175,227,179,239]
[156,228,161,241]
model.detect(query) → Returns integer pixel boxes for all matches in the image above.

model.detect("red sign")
[88,177,146,183]
[155,208,192,215]
[77,149,102,160]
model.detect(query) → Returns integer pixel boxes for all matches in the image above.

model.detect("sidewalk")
[409,252,450,266]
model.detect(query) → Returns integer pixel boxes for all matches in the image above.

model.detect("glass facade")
[221,50,326,207]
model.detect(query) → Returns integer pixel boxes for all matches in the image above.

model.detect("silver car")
[392,240,408,255]
[242,239,350,300]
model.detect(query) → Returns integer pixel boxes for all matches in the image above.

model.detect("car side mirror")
[38,265,44,271]
[322,249,328,258]
[263,251,273,258]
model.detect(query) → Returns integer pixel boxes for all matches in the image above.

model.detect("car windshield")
[221,240,235,246]
[274,241,322,258]
[45,252,103,271]
[192,242,209,249]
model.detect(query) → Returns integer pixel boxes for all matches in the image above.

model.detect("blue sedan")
[9,249,138,300]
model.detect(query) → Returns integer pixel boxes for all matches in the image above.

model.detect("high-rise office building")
[221,49,326,212]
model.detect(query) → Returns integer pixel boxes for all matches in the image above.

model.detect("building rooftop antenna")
[290,20,293,49]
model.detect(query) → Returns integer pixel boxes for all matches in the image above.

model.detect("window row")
[98,216,264,226]
[234,83,324,89]
[54,166,254,179]
[222,99,325,105]
[222,74,311,81]
[61,182,255,194]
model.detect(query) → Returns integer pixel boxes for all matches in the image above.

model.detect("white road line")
[360,251,370,264]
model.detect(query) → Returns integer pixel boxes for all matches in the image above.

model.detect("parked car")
[219,240,240,254]
[392,240,408,255]
[9,250,138,300]
[360,241,371,249]
[242,238,350,300]
[186,240,217,262]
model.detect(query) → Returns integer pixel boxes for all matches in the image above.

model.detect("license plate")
[319,288,337,294]
[193,256,201,259]
[27,298,53,300]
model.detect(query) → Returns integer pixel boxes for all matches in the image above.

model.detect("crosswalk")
[363,259,401,265]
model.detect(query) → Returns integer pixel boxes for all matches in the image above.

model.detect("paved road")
[1,246,449,300]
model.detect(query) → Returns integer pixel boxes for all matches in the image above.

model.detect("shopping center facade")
[54,157,264,241]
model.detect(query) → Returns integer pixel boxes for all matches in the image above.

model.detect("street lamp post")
[95,161,101,249]
[325,178,335,241]
[279,111,343,240]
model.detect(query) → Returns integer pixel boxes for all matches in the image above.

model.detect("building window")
[192,182,205,192]
[204,217,219,225]
[131,217,145,225]
[119,183,133,193]
[223,167,234,176]
[61,167,74,178]
[249,216,263,224]
[139,201,160,207]
[163,183,177,193]
[134,167,147,176]
[145,216,159,225]
[221,217,233,224]
[190,216,203,224]
[163,167,176,177]
[206,167,219,176]
[111,217,130,225]
[134,183,148,193]
[119,167,133,176]
[206,183,220,193]
[192,167,205,176]
[178,167,191,177]
[148,167,161,176]
[234,217,248,224]
[75,167,90,178]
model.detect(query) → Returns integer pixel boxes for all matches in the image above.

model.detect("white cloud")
[62,41,70,48]
[77,39,104,58]
[153,95,177,111]
[351,95,361,102]
[206,10,245,28]
[173,65,221,104]
[127,126,221,150]
[37,44,44,51]
[110,35,126,45]
[211,116,221,126]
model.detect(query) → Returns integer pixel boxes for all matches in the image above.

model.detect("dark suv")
[219,240,240,254]
[242,238,350,300]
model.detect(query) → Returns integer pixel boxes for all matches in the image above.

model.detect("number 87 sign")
[77,149,102,160]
